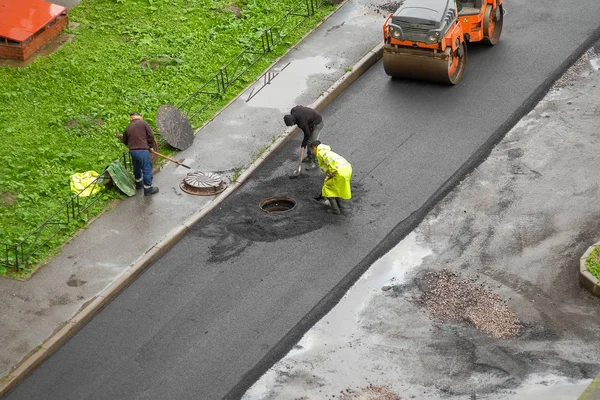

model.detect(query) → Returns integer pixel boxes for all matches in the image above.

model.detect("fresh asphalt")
[5,1,600,399]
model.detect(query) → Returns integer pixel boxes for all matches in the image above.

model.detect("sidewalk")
[0,0,391,394]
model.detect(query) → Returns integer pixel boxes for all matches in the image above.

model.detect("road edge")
[0,41,384,398]
[223,27,600,400]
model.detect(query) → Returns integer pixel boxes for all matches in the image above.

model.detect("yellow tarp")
[70,171,102,197]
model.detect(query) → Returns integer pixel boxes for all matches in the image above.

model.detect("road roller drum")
[382,0,503,85]
[383,42,467,85]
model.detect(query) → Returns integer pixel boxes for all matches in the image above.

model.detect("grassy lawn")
[586,246,600,281]
[0,0,334,276]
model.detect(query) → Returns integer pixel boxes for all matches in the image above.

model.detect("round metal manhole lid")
[260,196,297,213]
[180,171,227,196]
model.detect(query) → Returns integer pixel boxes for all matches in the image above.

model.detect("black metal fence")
[1,0,329,273]
[0,152,132,273]
[179,0,328,121]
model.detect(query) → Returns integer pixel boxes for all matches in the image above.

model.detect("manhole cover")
[180,171,227,196]
[260,196,296,213]
[156,105,194,150]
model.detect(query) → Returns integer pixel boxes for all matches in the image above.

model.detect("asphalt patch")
[191,166,362,263]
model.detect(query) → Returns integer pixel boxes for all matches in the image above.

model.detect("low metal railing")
[0,152,132,272]
[178,0,327,122]
[1,0,329,273]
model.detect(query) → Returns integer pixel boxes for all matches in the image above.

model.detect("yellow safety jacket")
[315,144,352,200]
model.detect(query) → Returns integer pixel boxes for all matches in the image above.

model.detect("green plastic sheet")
[107,160,136,197]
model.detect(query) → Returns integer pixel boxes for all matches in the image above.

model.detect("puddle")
[486,374,591,400]
[242,232,432,399]
[67,274,87,287]
[245,56,336,112]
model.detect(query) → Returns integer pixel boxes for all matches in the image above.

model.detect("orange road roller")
[383,0,504,84]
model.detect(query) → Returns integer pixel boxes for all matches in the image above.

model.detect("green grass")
[586,246,600,281]
[0,0,334,276]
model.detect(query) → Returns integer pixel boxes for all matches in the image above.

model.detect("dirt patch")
[370,1,401,14]
[64,115,105,136]
[67,274,87,287]
[422,270,521,339]
[0,192,17,206]
[49,294,71,306]
[139,56,181,69]
[335,384,401,399]
[220,3,242,18]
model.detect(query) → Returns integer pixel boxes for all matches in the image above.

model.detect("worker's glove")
[325,172,336,179]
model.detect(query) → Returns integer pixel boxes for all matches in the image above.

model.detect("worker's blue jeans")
[130,150,153,192]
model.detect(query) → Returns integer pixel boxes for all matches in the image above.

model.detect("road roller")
[383,0,504,84]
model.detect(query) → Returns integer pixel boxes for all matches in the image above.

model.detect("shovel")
[289,147,305,179]
[150,149,191,169]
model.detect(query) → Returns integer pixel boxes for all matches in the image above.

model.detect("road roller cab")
[383,0,503,84]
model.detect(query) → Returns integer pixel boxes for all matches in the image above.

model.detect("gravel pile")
[554,48,598,88]
[422,270,521,339]
[336,384,401,400]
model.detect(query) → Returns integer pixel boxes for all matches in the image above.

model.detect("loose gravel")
[553,48,598,88]
[336,384,401,400]
[422,270,521,339]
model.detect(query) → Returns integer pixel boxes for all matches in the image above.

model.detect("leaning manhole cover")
[180,171,227,196]
[260,196,296,213]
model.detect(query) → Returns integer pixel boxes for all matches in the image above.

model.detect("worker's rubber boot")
[335,198,344,213]
[144,187,159,196]
[327,197,341,215]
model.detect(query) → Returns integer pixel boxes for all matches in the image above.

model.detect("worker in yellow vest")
[309,140,352,215]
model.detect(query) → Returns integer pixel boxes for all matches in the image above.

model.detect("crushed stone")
[553,48,598,88]
[335,384,402,399]
[422,270,521,339]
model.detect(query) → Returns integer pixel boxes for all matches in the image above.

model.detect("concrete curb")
[0,41,384,397]
[579,373,600,400]
[190,0,350,135]
[579,242,600,297]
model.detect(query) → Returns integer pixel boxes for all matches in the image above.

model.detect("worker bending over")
[283,105,323,169]
[309,140,352,215]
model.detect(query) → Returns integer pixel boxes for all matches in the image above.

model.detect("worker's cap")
[283,114,296,126]
[309,140,321,148]
[130,112,141,117]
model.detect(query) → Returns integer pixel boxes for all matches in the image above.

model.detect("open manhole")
[180,171,227,196]
[260,196,297,213]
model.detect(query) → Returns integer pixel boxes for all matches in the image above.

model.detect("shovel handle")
[150,149,191,169]
[297,147,304,173]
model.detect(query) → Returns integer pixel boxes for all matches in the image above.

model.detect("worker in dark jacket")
[283,105,323,169]
[115,112,159,196]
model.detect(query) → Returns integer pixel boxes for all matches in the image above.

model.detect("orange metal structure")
[0,0,68,61]
[382,0,503,84]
